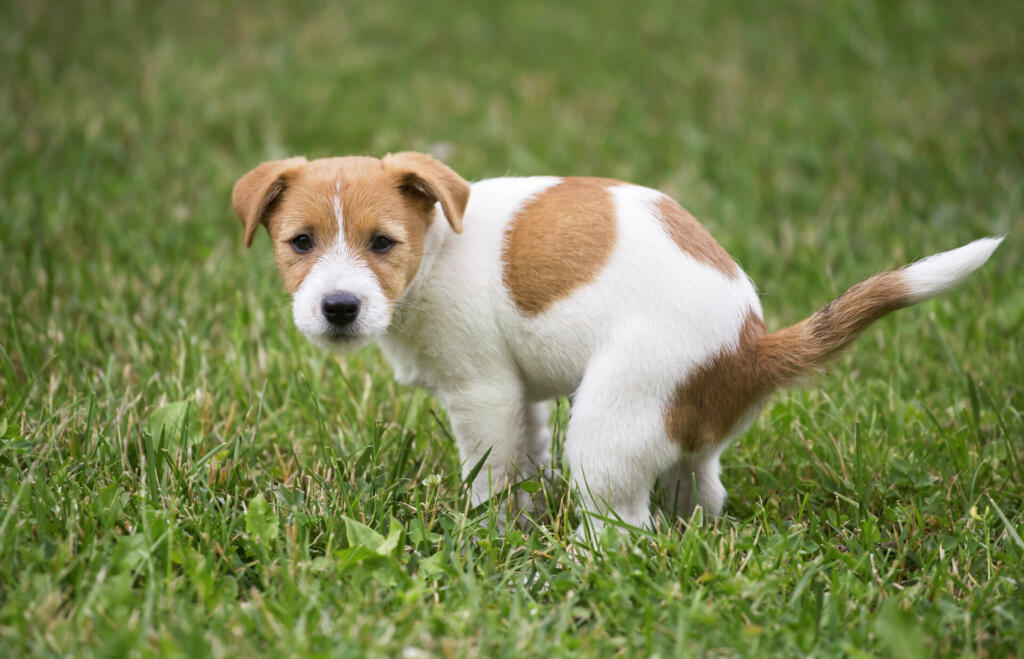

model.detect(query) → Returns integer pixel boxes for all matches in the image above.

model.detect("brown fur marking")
[382,151,470,234]
[654,196,738,277]
[502,177,619,317]
[664,311,769,452]
[232,157,308,247]
[265,170,341,293]
[665,270,911,451]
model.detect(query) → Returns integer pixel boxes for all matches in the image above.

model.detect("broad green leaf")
[344,516,386,552]
[113,534,148,572]
[147,401,202,448]
[418,551,446,577]
[517,480,541,494]
[245,493,278,542]
[377,517,403,557]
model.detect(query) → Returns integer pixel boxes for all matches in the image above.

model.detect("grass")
[1,0,1022,655]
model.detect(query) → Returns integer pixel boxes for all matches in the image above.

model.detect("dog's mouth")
[307,324,379,353]
[322,326,361,343]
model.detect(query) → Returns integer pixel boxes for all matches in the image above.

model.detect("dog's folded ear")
[232,157,308,247]
[382,152,470,234]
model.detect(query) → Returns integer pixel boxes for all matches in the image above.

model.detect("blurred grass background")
[1,0,1022,655]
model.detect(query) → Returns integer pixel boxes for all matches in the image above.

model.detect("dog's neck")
[400,204,451,315]
[379,205,453,385]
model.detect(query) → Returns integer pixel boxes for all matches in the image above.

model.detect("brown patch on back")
[664,311,769,452]
[502,178,619,316]
[655,196,738,278]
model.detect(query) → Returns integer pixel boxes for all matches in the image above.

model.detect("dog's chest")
[377,333,430,388]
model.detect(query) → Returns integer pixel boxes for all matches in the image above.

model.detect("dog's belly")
[508,323,596,401]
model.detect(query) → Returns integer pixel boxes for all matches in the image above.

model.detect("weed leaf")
[245,493,278,543]
[147,401,202,448]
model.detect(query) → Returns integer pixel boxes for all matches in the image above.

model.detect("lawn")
[1,0,1022,655]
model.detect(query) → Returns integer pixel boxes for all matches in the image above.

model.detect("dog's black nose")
[322,292,360,328]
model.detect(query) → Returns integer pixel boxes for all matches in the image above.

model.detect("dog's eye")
[369,234,395,254]
[290,234,314,254]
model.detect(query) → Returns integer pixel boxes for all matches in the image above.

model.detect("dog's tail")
[755,237,1004,388]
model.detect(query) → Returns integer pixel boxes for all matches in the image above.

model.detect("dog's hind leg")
[657,445,728,521]
[565,347,683,537]
[513,401,555,520]
[522,402,553,478]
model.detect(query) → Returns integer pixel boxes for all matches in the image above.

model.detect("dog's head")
[233,152,470,349]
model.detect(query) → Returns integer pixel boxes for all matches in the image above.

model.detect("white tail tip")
[903,236,1004,303]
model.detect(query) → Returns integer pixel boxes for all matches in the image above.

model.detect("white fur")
[375,178,762,532]
[902,236,1004,303]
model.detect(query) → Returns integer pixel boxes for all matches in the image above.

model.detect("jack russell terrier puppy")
[233,151,1002,532]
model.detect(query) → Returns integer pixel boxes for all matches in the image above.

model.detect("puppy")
[233,152,1002,532]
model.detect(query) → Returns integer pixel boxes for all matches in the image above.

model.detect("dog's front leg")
[443,380,531,524]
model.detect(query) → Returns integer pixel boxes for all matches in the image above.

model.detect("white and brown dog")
[233,152,1001,532]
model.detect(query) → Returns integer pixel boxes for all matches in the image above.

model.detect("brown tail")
[755,237,1003,389]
